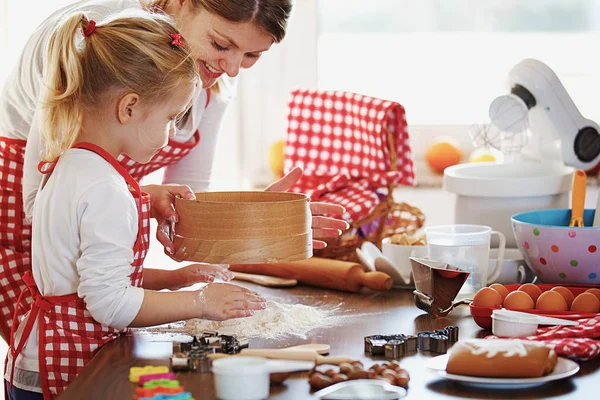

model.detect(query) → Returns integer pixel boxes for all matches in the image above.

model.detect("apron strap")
[71,142,145,242]
[8,272,52,388]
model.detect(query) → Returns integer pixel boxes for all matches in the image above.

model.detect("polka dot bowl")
[511,209,600,284]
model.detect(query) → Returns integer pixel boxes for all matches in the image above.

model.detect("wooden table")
[60,283,600,399]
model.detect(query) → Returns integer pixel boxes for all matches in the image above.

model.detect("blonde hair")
[41,10,199,161]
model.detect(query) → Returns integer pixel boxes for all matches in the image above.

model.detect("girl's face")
[128,84,197,163]
[171,2,274,88]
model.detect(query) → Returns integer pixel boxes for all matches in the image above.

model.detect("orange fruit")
[425,137,463,174]
[267,140,286,177]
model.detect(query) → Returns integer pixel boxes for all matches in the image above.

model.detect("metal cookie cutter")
[365,334,415,356]
[365,334,418,359]
[410,257,472,317]
[384,339,406,359]
[417,326,459,354]
[171,331,249,373]
[171,347,215,373]
[195,331,249,354]
[365,326,459,359]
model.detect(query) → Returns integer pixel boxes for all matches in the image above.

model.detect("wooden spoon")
[207,349,352,365]
[281,343,330,354]
[232,271,297,287]
[570,169,586,227]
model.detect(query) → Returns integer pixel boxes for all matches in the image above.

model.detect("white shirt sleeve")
[22,108,43,221]
[76,180,144,330]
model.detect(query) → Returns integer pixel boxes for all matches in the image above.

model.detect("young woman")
[0,0,348,341]
[4,10,267,399]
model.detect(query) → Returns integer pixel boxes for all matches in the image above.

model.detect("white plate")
[426,354,580,388]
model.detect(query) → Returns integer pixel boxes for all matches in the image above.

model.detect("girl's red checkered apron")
[7,142,150,399]
[0,90,208,341]
[283,89,416,226]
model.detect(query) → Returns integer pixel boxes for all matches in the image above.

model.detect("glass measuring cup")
[425,224,506,299]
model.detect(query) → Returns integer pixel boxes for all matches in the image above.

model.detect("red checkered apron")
[0,89,208,341]
[7,142,150,399]
[117,88,210,181]
[0,138,33,341]
[283,89,416,223]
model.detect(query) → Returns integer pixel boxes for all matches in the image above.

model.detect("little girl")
[4,10,266,399]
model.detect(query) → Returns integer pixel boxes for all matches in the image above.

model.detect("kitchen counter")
[59,282,600,400]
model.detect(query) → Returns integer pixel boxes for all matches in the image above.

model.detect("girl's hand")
[167,263,233,290]
[196,283,267,320]
[141,184,195,255]
[265,167,349,249]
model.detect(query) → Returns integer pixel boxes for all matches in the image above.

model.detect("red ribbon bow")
[83,20,96,37]
[169,33,185,48]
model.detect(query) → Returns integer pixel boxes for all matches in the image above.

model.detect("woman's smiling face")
[170,2,274,88]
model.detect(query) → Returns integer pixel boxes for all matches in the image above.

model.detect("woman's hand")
[265,167,349,249]
[141,184,195,255]
[196,283,267,320]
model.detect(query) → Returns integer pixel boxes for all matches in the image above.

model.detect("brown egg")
[489,283,509,302]
[503,291,534,310]
[584,288,600,302]
[536,290,568,311]
[473,287,503,308]
[518,283,543,303]
[550,286,575,308]
[570,293,600,313]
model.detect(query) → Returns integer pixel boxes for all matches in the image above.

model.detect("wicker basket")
[314,190,425,262]
[313,125,425,262]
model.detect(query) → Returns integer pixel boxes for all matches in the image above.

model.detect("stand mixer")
[444,59,581,260]
[485,58,600,170]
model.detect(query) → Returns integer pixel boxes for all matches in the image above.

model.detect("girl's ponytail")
[40,13,88,162]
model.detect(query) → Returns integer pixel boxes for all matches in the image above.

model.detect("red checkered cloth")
[488,316,600,360]
[283,89,416,223]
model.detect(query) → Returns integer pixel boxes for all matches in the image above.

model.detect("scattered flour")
[180,300,343,340]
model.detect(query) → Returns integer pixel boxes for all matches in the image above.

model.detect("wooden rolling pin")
[207,349,353,365]
[229,257,392,292]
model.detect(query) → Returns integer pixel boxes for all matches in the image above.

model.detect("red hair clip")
[169,33,185,48]
[83,20,96,37]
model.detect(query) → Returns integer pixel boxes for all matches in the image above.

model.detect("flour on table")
[177,300,342,340]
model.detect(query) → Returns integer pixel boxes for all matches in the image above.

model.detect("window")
[0,1,75,78]
[315,0,600,178]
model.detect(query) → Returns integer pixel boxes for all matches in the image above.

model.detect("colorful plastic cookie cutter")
[129,366,170,383]
[138,373,176,385]
[142,379,180,389]
[135,386,184,399]
[138,393,194,400]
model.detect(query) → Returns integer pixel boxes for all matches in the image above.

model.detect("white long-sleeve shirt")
[9,148,145,379]
[0,0,233,219]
